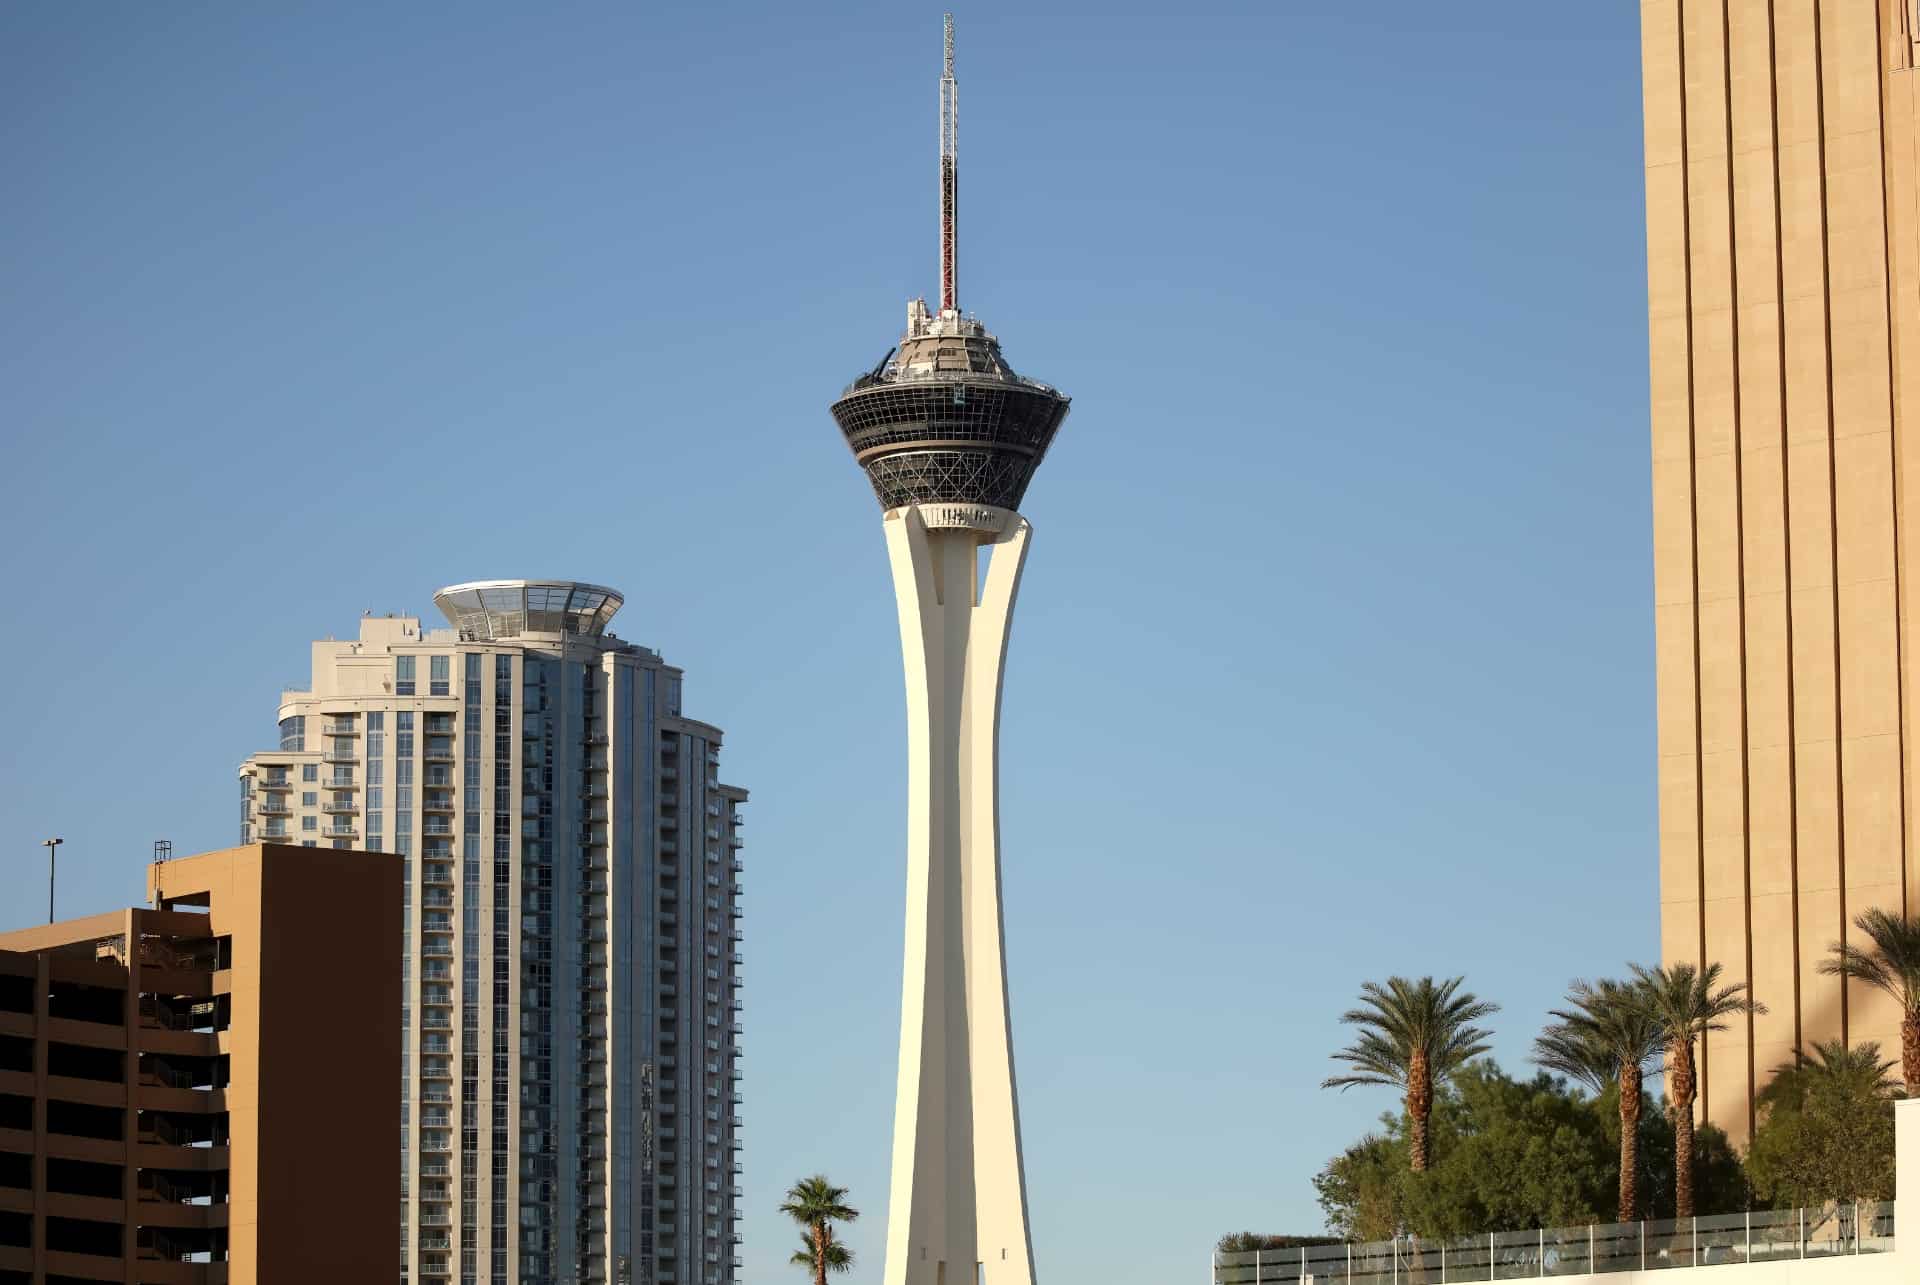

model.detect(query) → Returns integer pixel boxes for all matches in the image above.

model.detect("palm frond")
[790,1231,854,1273]
[1323,975,1499,1092]
[779,1174,860,1227]
[1629,959,1763,1048]
[1532,978,1661,1086]
[1818,909,1920,1015]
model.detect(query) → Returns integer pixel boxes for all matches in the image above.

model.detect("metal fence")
[1212,1203,1895,1284]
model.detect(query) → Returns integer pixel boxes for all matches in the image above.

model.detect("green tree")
[780,1175,860,1285]
[1630,961,1762,1217]
[1314,1063,1749,1242]
[1746,1040,1899,1208]
[1322,976,1499,1172]
[1313,1128,1406,1241]
[788,1230,853,1279]
[1316,1064,1614,1239]
[1818,908,1920,1093]
[1534,979,1663,1222]
[1215,1233,1339,1253]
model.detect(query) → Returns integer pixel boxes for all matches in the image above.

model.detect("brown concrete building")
[0,843,400,1283]
[1641,0,1920,1147]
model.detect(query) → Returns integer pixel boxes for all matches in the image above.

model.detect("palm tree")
[1322,976,1498,1172]
[1758,1039,1901,1109]
[1631,961,1763,1217]
[789,1228,853,1280]
[1534,978,1663,1222]
[780,1175,860,1285]
[1818,908,1920,1094]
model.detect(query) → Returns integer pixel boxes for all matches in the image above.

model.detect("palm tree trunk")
[814,1221,828,1285]
[1407,1048,1433,1172]
[1618,1060,1642,1223]
[1903,1008,1920,1097]
[1670,1039,1697,1219]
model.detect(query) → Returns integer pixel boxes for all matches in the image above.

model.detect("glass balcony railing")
[1211,1204,1896,1285]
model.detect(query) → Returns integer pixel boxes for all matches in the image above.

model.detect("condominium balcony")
[423,747,456,762]
[323,800,359,814]
[323,748,358,764]
[423,796,456,814]
[323,825,358,838]
[326,775,358,790]
[324,720,360,736]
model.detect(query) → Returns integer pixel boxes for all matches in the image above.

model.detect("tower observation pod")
[828,15,1069,1285]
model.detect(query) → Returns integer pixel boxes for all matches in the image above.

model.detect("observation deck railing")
[1211,1203,1895,1284]
[839,364,1062,399]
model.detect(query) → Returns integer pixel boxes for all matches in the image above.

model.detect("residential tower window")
[430,655,450,697]
[397,656,417,696]
[278,716,305,751]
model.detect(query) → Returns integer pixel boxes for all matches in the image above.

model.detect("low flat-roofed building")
[0,842,400,1284]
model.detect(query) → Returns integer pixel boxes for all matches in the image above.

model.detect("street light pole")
[43,838,63,924]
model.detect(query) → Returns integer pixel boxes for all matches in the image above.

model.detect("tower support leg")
[880,503,1038,1285]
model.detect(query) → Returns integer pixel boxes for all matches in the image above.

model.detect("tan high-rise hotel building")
[1642,0,1920,1146]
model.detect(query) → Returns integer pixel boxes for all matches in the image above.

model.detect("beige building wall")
[1643,0,1920,1149]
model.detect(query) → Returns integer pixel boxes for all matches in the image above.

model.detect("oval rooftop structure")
[831,309,1070,513]
[434,579,624,641]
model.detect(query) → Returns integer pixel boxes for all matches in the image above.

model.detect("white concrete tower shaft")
[881,503,1037,1285]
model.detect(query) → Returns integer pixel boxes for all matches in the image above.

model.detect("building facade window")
[279,715,306,751]
[303,792,317,808]
[431,654,450,696]
[303,763,318,782]
[302,816,317,833]
[397,655,417,696]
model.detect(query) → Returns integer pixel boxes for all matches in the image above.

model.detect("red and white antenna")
[939,12,959,315]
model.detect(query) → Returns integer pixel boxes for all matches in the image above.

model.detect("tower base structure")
[881,501,1039,1285]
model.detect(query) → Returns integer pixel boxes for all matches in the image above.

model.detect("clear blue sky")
[0,2,1652,1280]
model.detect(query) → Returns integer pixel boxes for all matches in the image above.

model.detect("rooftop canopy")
[433,579,624,641]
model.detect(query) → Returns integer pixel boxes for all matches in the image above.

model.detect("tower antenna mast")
[940,12,958,314]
